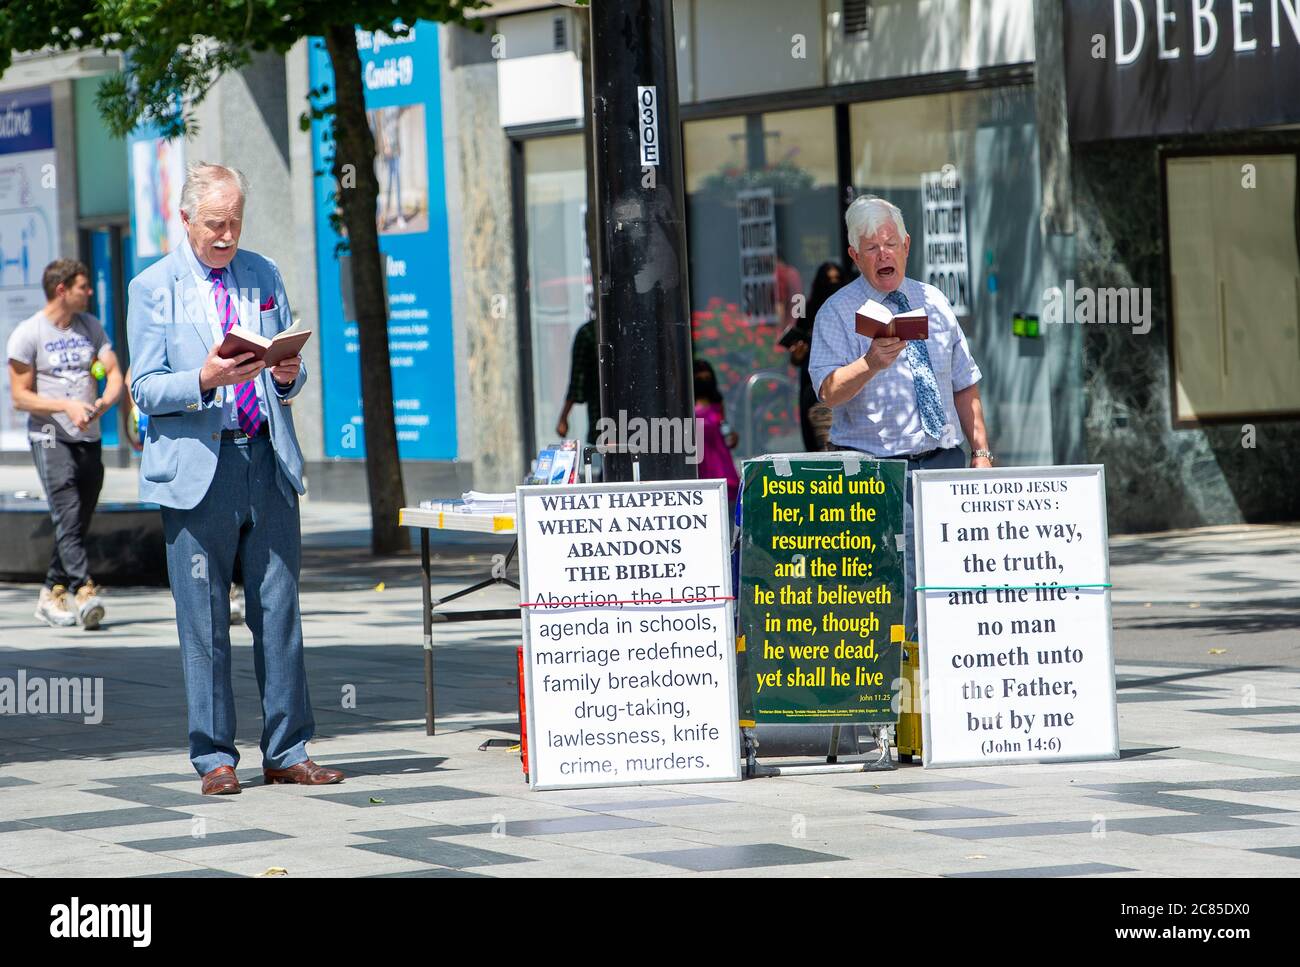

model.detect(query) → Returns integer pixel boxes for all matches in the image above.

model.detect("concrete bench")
[0,493,167,586]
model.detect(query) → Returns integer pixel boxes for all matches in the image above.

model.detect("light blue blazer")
[127,245,307,510]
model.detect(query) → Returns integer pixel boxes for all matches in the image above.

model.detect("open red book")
[854,299,929,340]
[217,323,312,367]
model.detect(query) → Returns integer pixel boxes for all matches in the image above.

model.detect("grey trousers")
[161,436,314,776]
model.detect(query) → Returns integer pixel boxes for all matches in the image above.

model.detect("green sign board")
[738,455,906,724]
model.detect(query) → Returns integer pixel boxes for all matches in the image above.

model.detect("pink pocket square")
[260,294,276,311]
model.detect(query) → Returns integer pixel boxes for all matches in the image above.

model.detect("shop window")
[684,107,839,458]
[1165,153,1300,424]
[522,134,592,452]
[849,87,1039,323]
[848,86,1050,466]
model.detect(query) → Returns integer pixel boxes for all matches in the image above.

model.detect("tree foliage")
[0,1,481,138]
[1,0,487,555]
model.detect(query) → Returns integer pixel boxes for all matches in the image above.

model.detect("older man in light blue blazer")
[128,161,342,795]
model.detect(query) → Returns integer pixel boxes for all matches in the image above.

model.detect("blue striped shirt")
[808,274,981,457]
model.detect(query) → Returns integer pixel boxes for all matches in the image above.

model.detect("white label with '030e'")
[637,86,660,166]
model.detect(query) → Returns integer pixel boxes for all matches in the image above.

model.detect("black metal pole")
[588,0,696,483]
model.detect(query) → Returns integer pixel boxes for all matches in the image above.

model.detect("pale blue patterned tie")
[884,289,945,441]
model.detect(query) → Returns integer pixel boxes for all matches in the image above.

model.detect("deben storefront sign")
[1064,0,1300,141]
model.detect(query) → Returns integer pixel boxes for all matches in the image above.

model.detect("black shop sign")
[1063,0,1300,141]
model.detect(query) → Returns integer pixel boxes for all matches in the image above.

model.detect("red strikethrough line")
[519,596,736,607]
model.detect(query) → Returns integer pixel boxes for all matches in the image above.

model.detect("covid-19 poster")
[309,23,458,460]
[0,86,59,451]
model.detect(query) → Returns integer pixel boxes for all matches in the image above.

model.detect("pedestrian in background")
[694,358,740,510]
[6,259,123,629]
[556,318,601,446]
[787,261,846,452]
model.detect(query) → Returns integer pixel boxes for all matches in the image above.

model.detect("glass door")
[522,134,593,457]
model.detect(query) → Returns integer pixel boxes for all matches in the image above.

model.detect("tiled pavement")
[1,489,1299,876]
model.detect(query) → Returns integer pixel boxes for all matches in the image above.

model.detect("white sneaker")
[230,585,245,626]
[36,585,77,627]
[74,581,105,630]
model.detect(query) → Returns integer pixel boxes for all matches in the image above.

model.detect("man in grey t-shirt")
[6,259,124,628]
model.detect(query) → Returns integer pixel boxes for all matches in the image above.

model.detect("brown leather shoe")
[263,759,344,786]
[201,765,241,796]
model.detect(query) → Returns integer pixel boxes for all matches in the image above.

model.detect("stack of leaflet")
[418,491,514,514]
[414,441,581,531]
[461,491,515,513]
[415,490,518,532]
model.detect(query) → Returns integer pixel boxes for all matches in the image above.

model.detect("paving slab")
[3,509,1299,876]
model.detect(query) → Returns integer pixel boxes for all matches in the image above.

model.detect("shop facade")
[0,48,318,476]
[1060,0,1300,530]
[15,3,1290,534]
[0,61,128,461]
[489,0,1065,485]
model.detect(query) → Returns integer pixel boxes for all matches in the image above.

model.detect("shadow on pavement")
[0,641,520,766]
[1114,603,1300,637]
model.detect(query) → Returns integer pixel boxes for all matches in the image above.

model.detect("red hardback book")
[854,299,929,340]
[217,324,312,366]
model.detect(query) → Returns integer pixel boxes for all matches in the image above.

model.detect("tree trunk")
[324,25,407,555]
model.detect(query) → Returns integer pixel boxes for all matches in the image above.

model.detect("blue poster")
[309,23,457,460]
[125,123,185,273]
[89,229,119,448]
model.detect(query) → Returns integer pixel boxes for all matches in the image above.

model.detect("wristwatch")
[972,449,994,463]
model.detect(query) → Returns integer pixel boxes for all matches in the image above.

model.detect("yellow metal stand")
[895,629,923,763]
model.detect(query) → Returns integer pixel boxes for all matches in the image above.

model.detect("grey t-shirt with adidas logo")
[5,310,111,443]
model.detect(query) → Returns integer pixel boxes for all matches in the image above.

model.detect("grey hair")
[845,195,906,247]
[179,162,248,218]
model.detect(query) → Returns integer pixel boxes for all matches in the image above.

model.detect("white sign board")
[636,86,660,166]
[913,465,1118,768]
[920,168,970,315]
[737,187,778,325]
[518,479,740,790]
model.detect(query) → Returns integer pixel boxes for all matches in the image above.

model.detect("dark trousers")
[30,438,104,591]
[798,378,820,453]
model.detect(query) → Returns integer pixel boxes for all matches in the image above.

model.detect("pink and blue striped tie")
[210,268,263,436]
